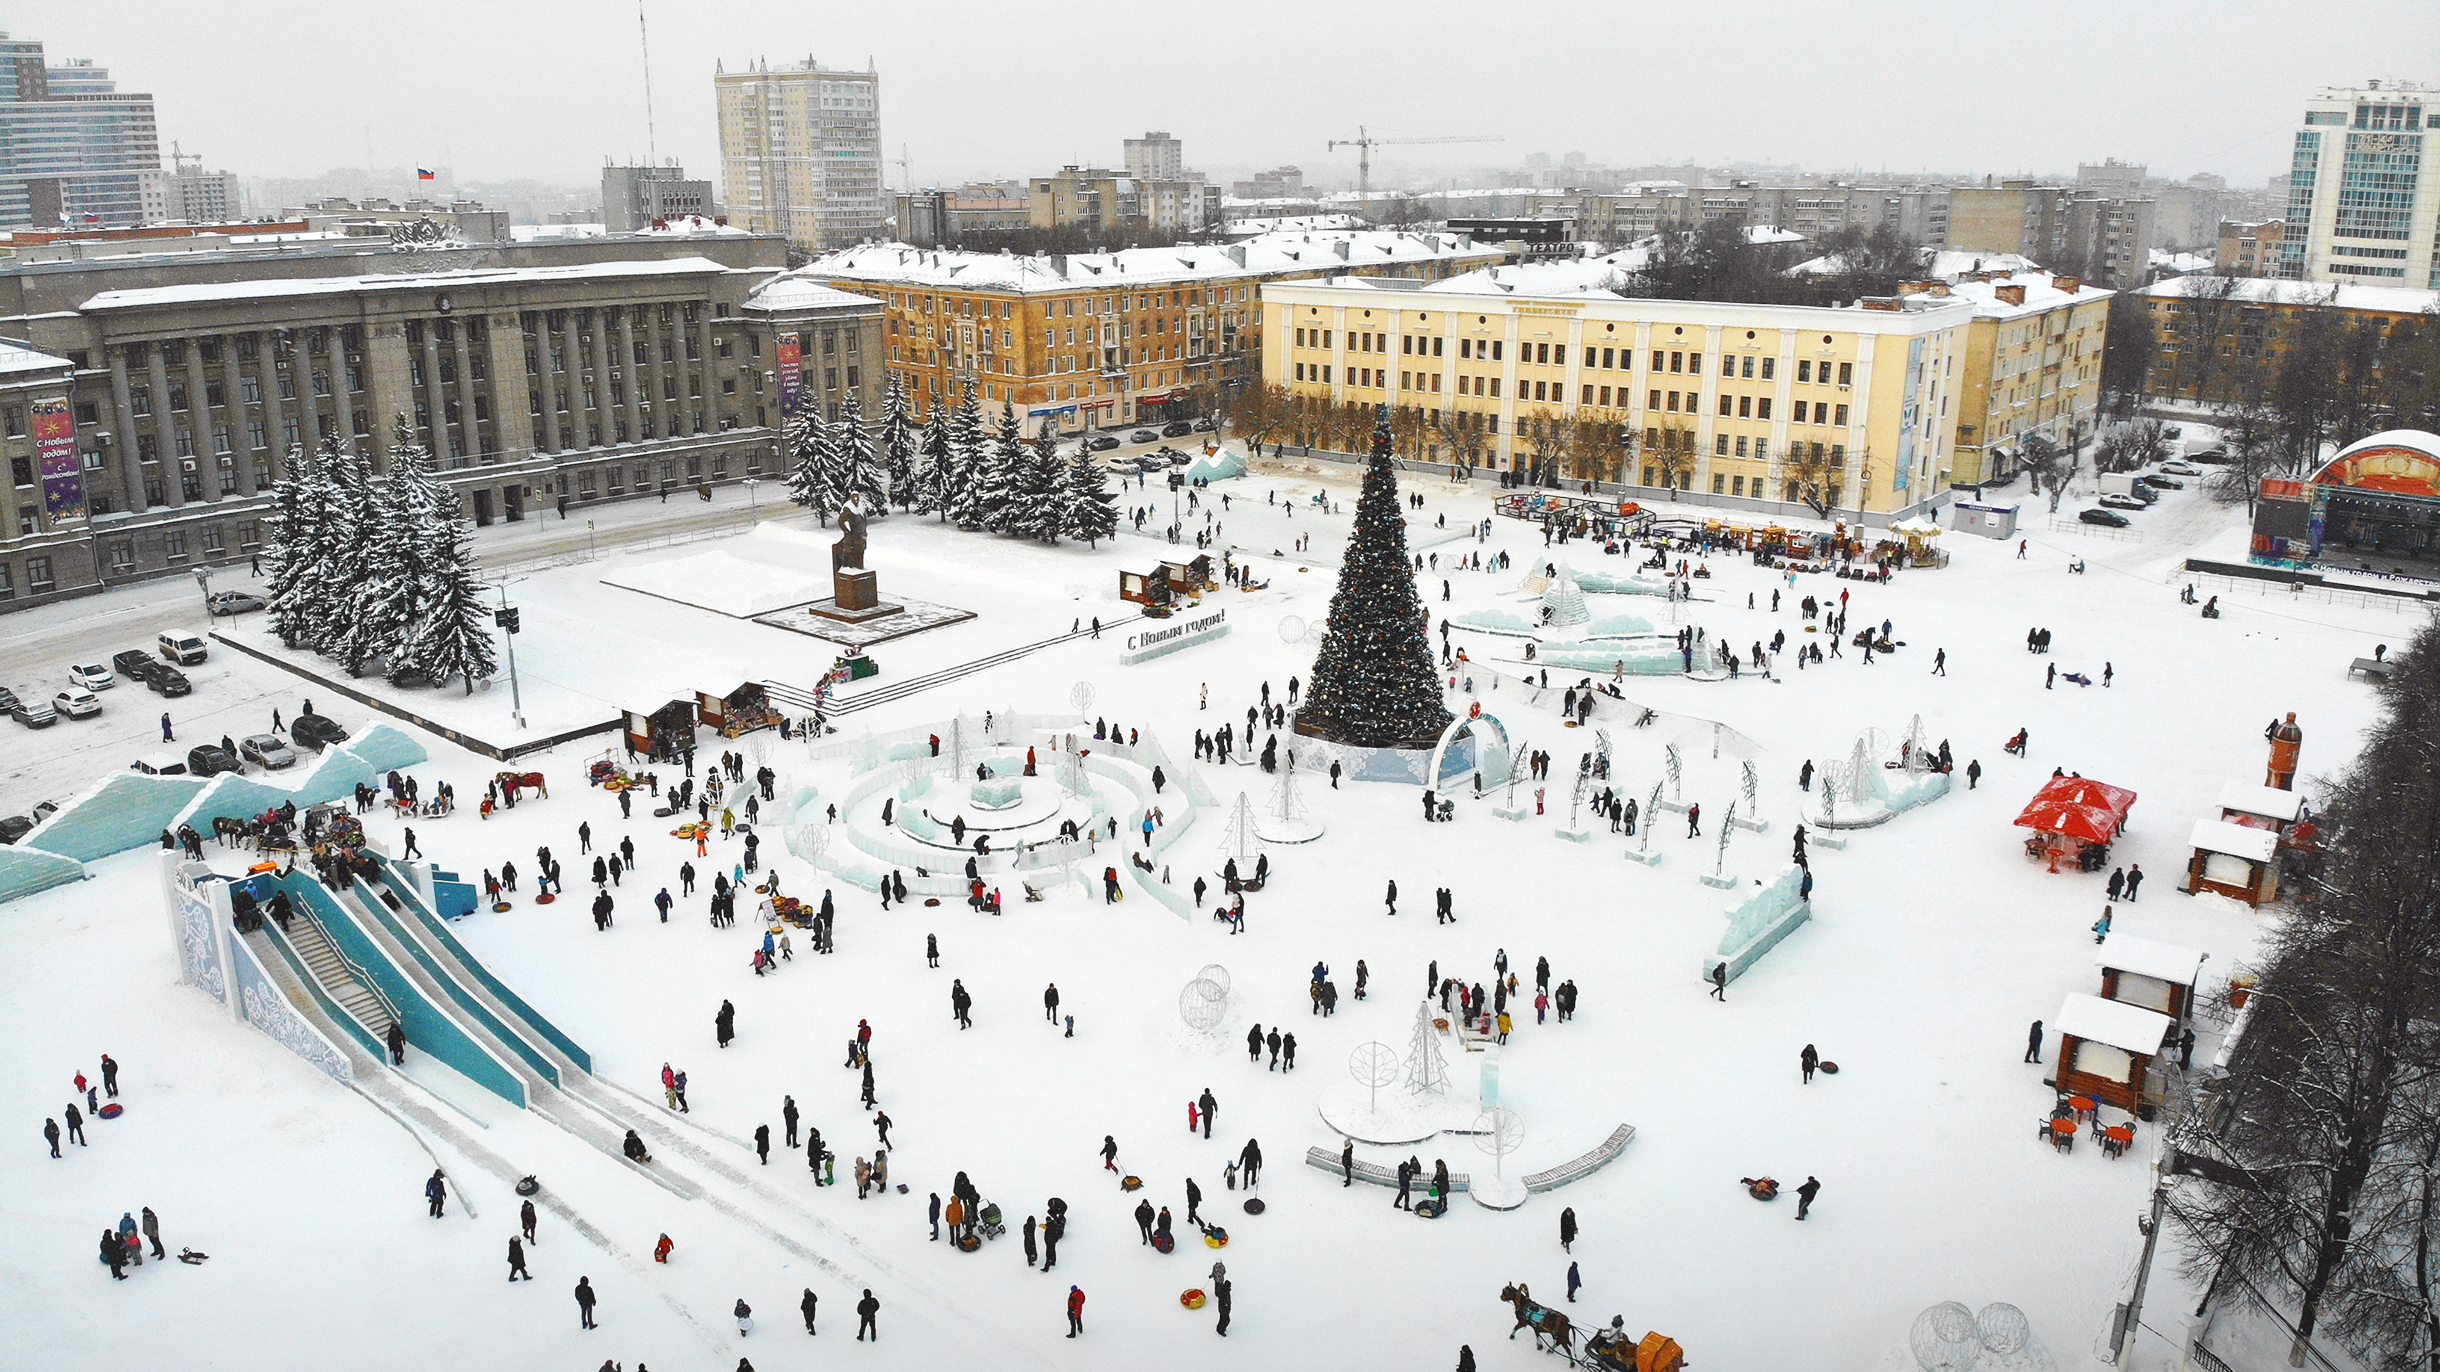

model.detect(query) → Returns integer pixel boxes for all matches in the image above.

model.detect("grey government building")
[0,228,883,610]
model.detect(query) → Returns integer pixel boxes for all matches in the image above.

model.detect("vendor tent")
[2095,934,2207,1021]
[2014,776,2138,845]
[2216,781,2304,829]
[2052,991,2173,1114]
[2188,817,2282,906]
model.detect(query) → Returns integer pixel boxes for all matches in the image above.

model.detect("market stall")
[2186,818,2281,906]
[624,698,699,761]
[2050,991,2173,1116]
[702,682,783,739]
[2095,933,2207,1023]
[2014,776,2138,872]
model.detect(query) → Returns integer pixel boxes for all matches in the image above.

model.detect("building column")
[617,307,643,444]
[185,342,218,502]
[283,335,318,458]
[645,309,671,442]
[449,323,480,464]
[697,312,717,435]
[219,335,257,496]
[588,312,615,447]
[147,346,183,507]
[419,325,448,465]
[107,347,148,514]
[259,335,289,472]
[552,314,580,450]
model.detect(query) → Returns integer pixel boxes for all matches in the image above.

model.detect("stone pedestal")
[836,569,879,612]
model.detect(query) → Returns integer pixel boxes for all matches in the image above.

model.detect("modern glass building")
[2278,81,2438,290]
[0,33,160,230]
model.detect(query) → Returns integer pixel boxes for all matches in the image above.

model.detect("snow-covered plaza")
[2,449,2414,1371]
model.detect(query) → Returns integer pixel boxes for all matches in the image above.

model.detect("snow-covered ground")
[2,460,2411,1370]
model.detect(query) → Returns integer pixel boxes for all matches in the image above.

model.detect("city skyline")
[26,1,2437,200]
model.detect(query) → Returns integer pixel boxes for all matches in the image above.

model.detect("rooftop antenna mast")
[637,0,659,168]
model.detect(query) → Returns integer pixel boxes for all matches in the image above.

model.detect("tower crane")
[1325,127,1505,203]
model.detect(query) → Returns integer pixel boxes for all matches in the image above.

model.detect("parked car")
[53,688,101,719]
[1191,417,1216,432]
[206,590,266,615]
[111,650,160,683]
[1161,420,1194,438]
[2142,475,2186,490]
[2159,460,2201,476]
[1104,455,1144,474]
[68,662,114,691]
[0,814,33,845]
[158,631,209,665]
[11,695,54,728]
[147,666,192,697]
[186,744,240,777]
[291,714,351,750]
[2098,492,2149,511]
[1085,434,1120,451]
[0,685,20,713]
[1129,428,1160,444]
[2079,508,2132,528]
[2186,448,2230,465]
[240,733,297,770]
[130,752,189,777]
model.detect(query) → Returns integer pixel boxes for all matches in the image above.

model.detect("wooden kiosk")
[2186,819,2281,905]
[2050,991,2174,1115]
[2095,933,2207,1024]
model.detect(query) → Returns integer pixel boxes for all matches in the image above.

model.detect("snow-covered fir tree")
[333,445,416,676]
[357,424,452,682]
[1009,427,1067,543]
[308,439,376,658]
[914,395,954,518]
[942,382,986,526]
[264,444,322,649]
[877,375,919,510]
[824,389,889,517]
[399,466,498,693]
[1060,443,1120,547]
[783,404,839,522]
[969,402,1029,534]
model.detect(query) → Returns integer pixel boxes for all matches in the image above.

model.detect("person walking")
[426,1169,448,1218]
[1102,1134,1121,1175]
[801,1287,819,1335]
[101,1227,128,1279]
[1185,1176,1203,1224]
[1395,1157,1414,1209]
[783,1096,800,1148]
[1044,983,1060,1023]
[1567,1260,1583,1303]
[508,1235,532,1281]
[855,1289,880,1341]
[101,1054,118,1099]
[1559,1206,1577,1252]
[2024,1020,2044,1063]
[1214,1275,1233,1336]
[1199,1087,1217,1140]
[2125,864,2145,901]
[1795,1175,1821,1220]
[521,1198,538,1245]
[65,1102,85,1146]
[1341,1137,1356,1186]
[1239,1137,1264,1188]
[1931,648,1946,676]
[1801,1044,1819,1083]
[141,1206,163,1260]
[1066,1285,1086,1337]
[1709,963,1727,1002]
[755,1123,771,1165]
[1686,802,1701,837]
[1966,759,1981,790]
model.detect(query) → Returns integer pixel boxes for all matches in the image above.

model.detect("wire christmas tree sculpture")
[1405,999,1451,1097]
[1349,1042,1400,1114]
[1256,747,1323,843]
[1295,406,1452,748]
[1221,792,1260,866]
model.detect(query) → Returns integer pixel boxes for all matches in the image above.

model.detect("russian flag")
[82,212,100,223]
[417,167,436,181]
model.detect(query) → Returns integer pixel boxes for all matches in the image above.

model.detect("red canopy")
[2014,776,2138,845]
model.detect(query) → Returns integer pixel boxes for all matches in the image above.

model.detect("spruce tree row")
[264,420,500,693]
[787,376,1116,548]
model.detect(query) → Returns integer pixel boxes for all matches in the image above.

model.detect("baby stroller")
[977,1202,1006,1240]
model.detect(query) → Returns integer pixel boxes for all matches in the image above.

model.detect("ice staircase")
[268,907,398,1045]
[763,612,1145,718]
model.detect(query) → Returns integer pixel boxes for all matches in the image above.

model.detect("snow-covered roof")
[1220,214,1363,237]
[510,223,607,241]
[2217,782,2303,824]
[1789,248,2044,281]
[2190,818,2278,863]
[633,215,748,238]
[2149,249,2213,275]
[1941,270,2113,320]
[745,276,879,314]
[0,337,73,376]
[2096,934,2207,987]
[2142,275,2440,316]
[1416,252,1646,299]
[79,256,734,311]
[2056,991,2173,1057]
[799,231,1498,294]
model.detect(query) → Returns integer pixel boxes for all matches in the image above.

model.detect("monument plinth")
[806,499,906,624]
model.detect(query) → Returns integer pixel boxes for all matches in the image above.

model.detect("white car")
[240,733,297,770]
[2159,460,2200,476]
[2097,492,2148,511]
[1105,454,1144,474]
[68,663,115,691]
[53,687,101,719]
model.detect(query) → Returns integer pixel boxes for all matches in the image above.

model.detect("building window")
[202,526,225,553]
[130,386,151,416]
[109,541,136,573]
[163,531,187,561]
[1838,363,1853,386]
[137,434,158,461]
[1712,472,1726,492]
[238,520,262,548]
[1833,404,1850,426]
[9,457,28,487]
[1715,434,1730,456]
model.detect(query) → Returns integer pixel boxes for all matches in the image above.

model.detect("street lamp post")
[194,566,214,620]
[493,585,526,730]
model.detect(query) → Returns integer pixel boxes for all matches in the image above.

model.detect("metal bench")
[2350,657,2394,680]
[1522,1123,1638,1193]
[1304,1145,1467,1192]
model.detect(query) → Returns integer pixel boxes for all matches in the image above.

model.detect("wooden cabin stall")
[2051,992,2175,1116]
[2095,933,2207,1024]
[2187,819,2281,906]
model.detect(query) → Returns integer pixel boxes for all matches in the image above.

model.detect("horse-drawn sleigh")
[1502,1283,1683,1372]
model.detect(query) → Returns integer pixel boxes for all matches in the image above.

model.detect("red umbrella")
[2014,776,2138,845]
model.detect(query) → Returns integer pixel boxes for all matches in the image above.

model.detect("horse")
[516,772,547,799]
[1501,1282,1573,1357]
[211,816,255,847]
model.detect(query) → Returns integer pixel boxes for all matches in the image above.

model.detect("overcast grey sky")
[32,1,2440,192]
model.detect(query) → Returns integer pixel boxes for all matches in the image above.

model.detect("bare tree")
[2169,275,2250,405]
[1785,441,1837,517]
[2020,433,2074,513]
[2206,394,2286,515]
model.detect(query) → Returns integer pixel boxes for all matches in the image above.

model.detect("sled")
[515,1176,541,1196]
[1153,1232,1175,1253]
[1121,1175,1144,1191]
[1820,1062,1839,1075]
[924,898,942,907]
[177,1249,209,1265]
[97,1103,124,1119]
[1242,1198,1266,1215]
[535,893,555,905]
[1181,1288,1207,1309]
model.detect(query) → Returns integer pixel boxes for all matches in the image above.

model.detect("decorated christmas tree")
[876,375,918,509]
[1294,406,1452,749]
[1060,443,1119,548]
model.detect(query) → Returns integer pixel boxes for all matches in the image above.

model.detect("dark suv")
[186,744,241,777]
[111,650,159,683]
[291,714,351,750]
[147,666,192,697]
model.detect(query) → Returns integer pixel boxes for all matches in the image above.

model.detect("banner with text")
[32,397,83,519]
[1120,606,1230,664]
[777,335,803,417]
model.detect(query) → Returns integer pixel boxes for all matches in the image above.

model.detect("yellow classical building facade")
[1936,271,2112,486]
[1262,270,1973,516]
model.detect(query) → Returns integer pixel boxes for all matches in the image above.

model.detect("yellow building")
[1935,271,2113,486]
[794,231,1506,433]
[1263,264,1972,517]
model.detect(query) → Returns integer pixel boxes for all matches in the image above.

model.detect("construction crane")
[1325,127,1505,203]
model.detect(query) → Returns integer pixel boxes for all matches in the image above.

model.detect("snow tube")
[514,1176,540,1197]
[492,901,512,913]
[1121,1175,1143,1191]
[956,1234,981,1252]
[1241,1198,1266,1215]
[534,892,555,904]
[97,1103,124,1120]
[1153,1232,1175,1253]
[1413,1199,1446,1219]
[1204,1230,1229,1248]
[1820,1062,1839,1075]
[924,898,941,907]
[1181,1289,1207,1309]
